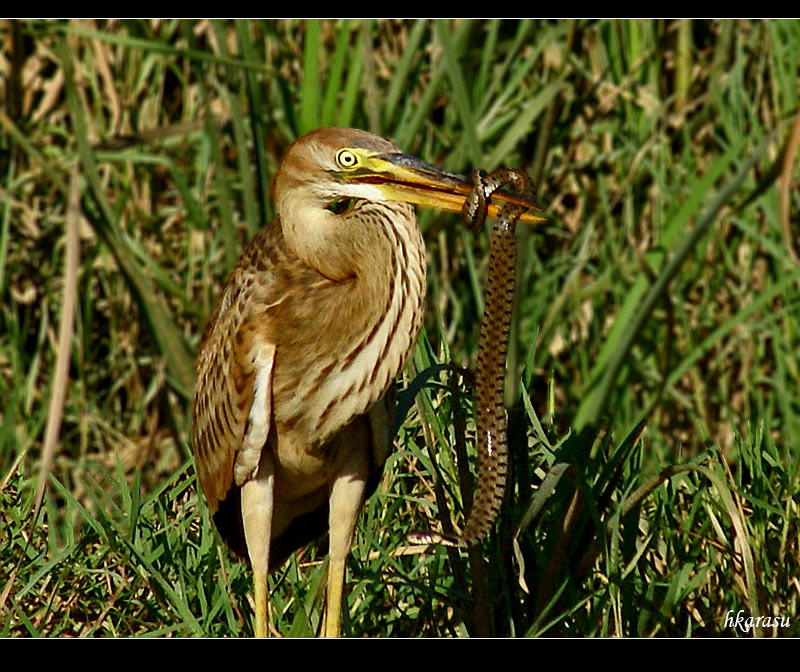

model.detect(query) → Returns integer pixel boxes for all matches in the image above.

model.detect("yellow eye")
[335,149,358,169]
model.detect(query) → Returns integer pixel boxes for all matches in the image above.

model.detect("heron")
[191,127,542,637]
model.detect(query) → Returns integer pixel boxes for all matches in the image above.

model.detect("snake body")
[409,169,535,548]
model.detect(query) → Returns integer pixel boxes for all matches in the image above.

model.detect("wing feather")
[192,226,281,516]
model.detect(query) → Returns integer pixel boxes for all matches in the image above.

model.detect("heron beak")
[355,153,547,224]
[348,153,547,224]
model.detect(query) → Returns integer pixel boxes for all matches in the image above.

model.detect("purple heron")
[192,128,542,637]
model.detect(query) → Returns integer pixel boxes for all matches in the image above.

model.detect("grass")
[1,19,799,637]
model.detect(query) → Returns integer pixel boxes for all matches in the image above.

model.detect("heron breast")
[271,217,426,463]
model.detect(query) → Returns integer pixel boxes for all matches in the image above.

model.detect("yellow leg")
[325,558,346,638]
[253,568,268,638]
[324,447,368,638]
[242,456,275,638]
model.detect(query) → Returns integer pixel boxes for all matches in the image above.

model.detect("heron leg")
[324,446,368,638]
[242,454,275,638]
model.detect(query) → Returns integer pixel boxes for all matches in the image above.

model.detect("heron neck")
[273,202,427,447]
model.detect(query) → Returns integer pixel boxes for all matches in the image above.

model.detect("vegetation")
[1,19,798,637]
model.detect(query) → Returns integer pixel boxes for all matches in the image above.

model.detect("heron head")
[272,127,544,278]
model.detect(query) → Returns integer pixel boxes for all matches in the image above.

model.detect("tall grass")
[1,19,798,637]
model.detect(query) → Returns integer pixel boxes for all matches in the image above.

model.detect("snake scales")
[409,168,537,548]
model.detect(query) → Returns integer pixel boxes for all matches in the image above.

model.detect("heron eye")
[335,149,358,169]
[327,198,355,215]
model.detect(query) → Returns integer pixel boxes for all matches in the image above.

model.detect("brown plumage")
[191,128,542,637]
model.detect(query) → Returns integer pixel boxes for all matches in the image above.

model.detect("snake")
[409,168,536,548]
